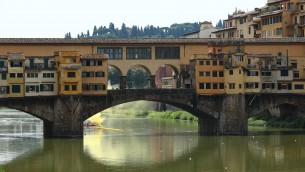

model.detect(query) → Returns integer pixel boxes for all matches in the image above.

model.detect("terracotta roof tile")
[7,52,25,60]
[81,54,108,60]
[0,38,303,45]
[0,55,8,59]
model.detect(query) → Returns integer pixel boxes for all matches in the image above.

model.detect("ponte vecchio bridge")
[0,38,304,137]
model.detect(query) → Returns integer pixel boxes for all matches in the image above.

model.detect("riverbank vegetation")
[248,115,305,128]
[103,108,198,122]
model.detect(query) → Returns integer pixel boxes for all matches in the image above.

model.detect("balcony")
[25,63,56,70]
[61,64,81,70]
[246,64,259,69]
[0,67,8,72]
[267,0,284,4]
[253,16,261,22]
[260,64,277,70]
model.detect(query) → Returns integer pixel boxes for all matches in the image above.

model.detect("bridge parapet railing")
[108,88,195,96]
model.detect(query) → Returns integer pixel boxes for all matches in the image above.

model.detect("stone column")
[120,76,126,89]
[150,75,156,88]
[44,96,83,138]
[219,94,247,135]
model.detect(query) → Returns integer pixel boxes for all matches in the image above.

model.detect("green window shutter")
[44,59,48,68]
[36,86,39,92]
[26,86,29,93]
[30,59,34,68]
[2,73,6,80]
[0,61,4,68]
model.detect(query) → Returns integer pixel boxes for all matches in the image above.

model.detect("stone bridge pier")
[196,94,247,135]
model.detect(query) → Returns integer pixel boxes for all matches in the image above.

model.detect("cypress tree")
[119,23,128,38]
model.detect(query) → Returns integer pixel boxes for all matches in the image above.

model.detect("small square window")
[199,72,204,77]
[72,85,77,91]
[64,85,69,91]
[219,71,224,77]
[206,83,211,89]
[199,83,204,89]
[206,72,210,77]
[213,61,217,66]
[68,72,76,78]
[213,71,217,77]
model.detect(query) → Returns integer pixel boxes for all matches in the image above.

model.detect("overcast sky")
[1,0,267,38]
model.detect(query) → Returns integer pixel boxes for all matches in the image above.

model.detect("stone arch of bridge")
[246,94,304,118]
[83,90,218,131]
[108,64,123,77]
[125,64,152,76]
[153,64,179,76]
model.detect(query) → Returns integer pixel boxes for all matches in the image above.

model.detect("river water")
[1,110,305,172]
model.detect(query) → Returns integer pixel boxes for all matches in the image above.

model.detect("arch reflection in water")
[83,118,199,167]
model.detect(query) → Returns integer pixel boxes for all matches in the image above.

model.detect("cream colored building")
[7,52,25,97]
[24,56,57,96]
[0,55,8,97]
[184,21,217,38]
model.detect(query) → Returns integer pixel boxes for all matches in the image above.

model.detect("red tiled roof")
[0,55,8,59]
[7,52,25,60]
[81,54,108,59]
[0,38,303,45]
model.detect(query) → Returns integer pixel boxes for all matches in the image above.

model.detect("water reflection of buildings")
[83,128,199,167]
[247,133,305,171]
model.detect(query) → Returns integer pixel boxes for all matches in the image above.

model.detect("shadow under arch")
[246,94,304,118]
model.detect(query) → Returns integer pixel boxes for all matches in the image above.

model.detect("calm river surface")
[1,109,305,172]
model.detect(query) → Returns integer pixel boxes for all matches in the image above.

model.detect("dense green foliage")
[103,109,197,122]
[126,69,149,88]
[108,67,149,88]
[108,67,120,85]
[248,115,305,128]
[66,22,201,38]
[148,111,198,121]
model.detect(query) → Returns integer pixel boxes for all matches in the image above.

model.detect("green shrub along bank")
[104,109,198,121]
[148,111,198,121]
[248,115,305,128]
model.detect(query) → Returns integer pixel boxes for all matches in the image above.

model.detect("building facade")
[216,0,305,38]
[0,38,303,97]
[81,54,108,95]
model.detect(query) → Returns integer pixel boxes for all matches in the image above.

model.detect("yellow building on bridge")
[0,38,304,97]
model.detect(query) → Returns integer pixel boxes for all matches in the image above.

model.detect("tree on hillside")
[109,22,117,36]
[93,26,98,36]
[72,22,201,39]
[216,19,224,28]
[130,25,138,38]
[119,23,128,38]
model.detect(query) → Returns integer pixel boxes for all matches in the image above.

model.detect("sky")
[1,0,267,38]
